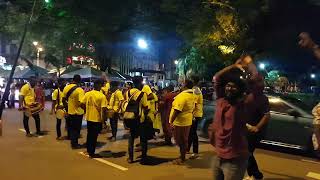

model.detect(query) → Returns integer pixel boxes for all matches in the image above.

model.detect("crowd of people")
[17,51,320,180]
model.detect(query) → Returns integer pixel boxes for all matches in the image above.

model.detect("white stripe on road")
[79,152,128,171]
[18,129,43,138]
[301,159,320,165]
[307,172,320,180]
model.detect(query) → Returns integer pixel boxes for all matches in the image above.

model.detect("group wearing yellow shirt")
[80,79,107,158]
[108,81,124,141]
[169,79,196,164]
[19,78,42,136]
[62,75,85,149]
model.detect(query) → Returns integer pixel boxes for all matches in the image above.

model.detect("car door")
[264,98,312,149]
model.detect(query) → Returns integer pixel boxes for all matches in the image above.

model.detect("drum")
[56,109,66,119]
[24,103,43,117]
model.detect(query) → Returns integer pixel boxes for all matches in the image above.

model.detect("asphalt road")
[0,105,319,180]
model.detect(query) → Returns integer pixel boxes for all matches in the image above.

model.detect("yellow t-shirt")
[169,89,196,126]
[193,86,203,118]
[62,84,85,115]
[52,89,64,107]
[101,82,110,96]
[81,90,107,122]
[125,88,149,122]
[20,83,35,106]
[109,89,124,112]
[142,85,152,96]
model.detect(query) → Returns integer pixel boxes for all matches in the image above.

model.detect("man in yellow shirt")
[62,75,85,149]
[124,76,150,164]
[19,77,42,137]
[51,79,66,140]
[187,76,203,159]
[80,79,107,158]
[108,81,124,141]
[169,79,196,164]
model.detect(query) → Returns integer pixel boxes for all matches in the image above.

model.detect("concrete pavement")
[0,106,319,180]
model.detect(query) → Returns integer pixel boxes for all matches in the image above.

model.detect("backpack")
[121,90,144,120]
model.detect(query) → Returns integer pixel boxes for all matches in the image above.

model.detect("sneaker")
[127,158,134,164]
[189,153,199,159]
[26,133,33,137]
[56,137,64,141]
[243,176,253,180]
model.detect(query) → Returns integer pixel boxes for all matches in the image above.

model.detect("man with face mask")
[19,77,43,137]
[210,62,255,180]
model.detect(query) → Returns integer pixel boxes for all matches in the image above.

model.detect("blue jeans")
[212,156,248,180]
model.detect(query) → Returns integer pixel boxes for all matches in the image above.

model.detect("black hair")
[110,81,119,88]
[73,74,81,83]
[94,79,103,90]
[167,84,174,92]
[227,77,247,95]
[191,75,200,85]
[185,79,194,89]
[132,76,143,89]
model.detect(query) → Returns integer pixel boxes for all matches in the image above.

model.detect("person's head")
[29,77,37,88]
[183,79,194,90]
[73,74,81,84]
[132,76,143,90]
[190,75,200,87]
[224,77,246,102]
[110,81,119,92]
[93,79,104,91]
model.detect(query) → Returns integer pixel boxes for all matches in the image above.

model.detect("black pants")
[187,118,200,153]
[247,134,263,179]
[110,113,119,138]
[87,121,102,156]
[56,118,62,138]
[68,114,83,147]
[65,117,72,139]
[23,113,41,134]
[127,119,148,161]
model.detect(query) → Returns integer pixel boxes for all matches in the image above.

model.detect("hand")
[18,106,24,111]
[169,122,174,129]
[248,125,259,133]
[299,32,317,49]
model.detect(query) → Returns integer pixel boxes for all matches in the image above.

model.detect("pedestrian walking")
[62,75,85,149]
[80,79,107,158]
[107,81,124,142]
[244,74,270,180]
[187,76,203,159]
[169,79,196,165]
[18,77,43,137]
[210,61,257,180]
[123,76,150,164]
[51,79,67,140]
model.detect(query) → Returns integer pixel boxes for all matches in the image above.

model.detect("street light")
[259,63,265,70]
[137,38,148,49]
[174,60,179,65]
[311,73,316,79]
[33,42,43,66]
[33,41,38,46]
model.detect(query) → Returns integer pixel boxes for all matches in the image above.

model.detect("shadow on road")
[185,151,214,169]
[99,150,126,158]
[263,170,306,180]
[138,155,175,166]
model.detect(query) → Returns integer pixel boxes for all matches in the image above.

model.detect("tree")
[44,54,63,76]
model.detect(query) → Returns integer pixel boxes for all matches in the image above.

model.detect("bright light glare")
[218,45,235,54]
[259,63,265,70]
[269,97,281,103]
[174,60,179,65]
[45,0,50,3]
[38,47,43,51]
[311,74,316,79]
[33,41,38,46]
[137,39,148,49]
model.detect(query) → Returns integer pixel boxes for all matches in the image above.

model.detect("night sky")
[253,0,320,75]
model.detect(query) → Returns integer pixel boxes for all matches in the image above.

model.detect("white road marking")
[301,159,320,165]
[79,152,128,171]
[307,172,320,180]
[18,129,43,138]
